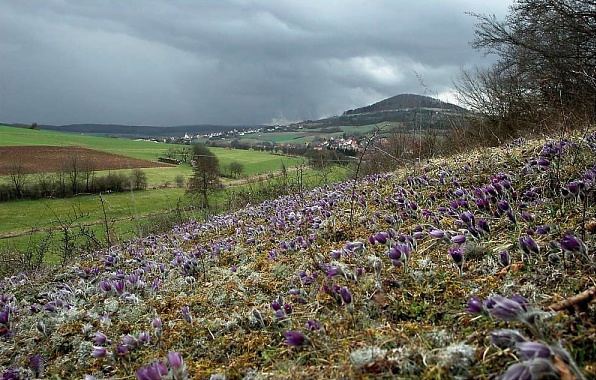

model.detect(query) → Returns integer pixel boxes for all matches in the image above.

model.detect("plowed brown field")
[0,146,171,175]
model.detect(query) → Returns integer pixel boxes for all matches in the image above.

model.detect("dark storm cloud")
[0,1,511,126]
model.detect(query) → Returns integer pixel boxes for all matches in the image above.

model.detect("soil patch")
[0,146,172,175]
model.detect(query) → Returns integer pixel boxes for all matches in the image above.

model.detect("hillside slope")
[344,93,464,115]
[0,131,595,378]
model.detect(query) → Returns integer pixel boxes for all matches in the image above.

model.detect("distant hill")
[291,93,467,130]
[27,124,262,138]
[343,93,464,115]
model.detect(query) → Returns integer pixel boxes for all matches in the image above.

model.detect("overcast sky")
[0,1,511,126]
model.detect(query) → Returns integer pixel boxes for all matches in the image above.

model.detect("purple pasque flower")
[566,181,583,196]
[521,210,534,222]
[284,330,307,347]
[339,287,352,305]
[501,358,557,380]
[519,235,540,255]
[499,250,511,267]
[113,279,126,295]
[535,225,550,235]
[560,234,585,253]
[0,309,9,325]
[1,368,20,380]
[516,341,552,360]
[448,246,464,268]
[388,244,411,261]
[497,199,510,212]
[99,280,113,293]
[373,232,389,245]
[460,211,475,227]
[135,361,168,380]
[274,309,286,320]
[138,331,151,345]
[283,303,293,314]
[152,317,163,330]
[28,354,43,377]
[167,351,188,379]
[92,346,108,358]
[484,295,528,321]
[450,234,466,244]
[116,344,130,357]
[466,296,484,314]
[490,329,527,349]
[270,300,282,311]
[477,219,490,234]
[181,306,192,324]
[121,334,138,349]
[429,229,445,239]
[305,319,322,331]
[93,331,109,345]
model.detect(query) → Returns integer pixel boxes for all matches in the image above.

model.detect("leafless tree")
[457,0,596,132]
[8,161,28,198]
[80,158,96,193]
[64,155,81,195]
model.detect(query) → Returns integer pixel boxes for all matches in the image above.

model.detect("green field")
[0,125,305,185]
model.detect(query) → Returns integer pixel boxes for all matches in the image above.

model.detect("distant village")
[135,124,364,155]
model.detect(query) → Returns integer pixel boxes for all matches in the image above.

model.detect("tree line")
[1,156,148,202]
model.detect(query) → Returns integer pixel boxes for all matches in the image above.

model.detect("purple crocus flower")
[451,234,466,244]
[466,297,483,314]
[284,330,306,347]
[535,225,550,235]
[135,361,168,380]
[516,341,552,360]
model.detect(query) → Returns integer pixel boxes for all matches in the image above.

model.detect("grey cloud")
[0,0,512,125]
